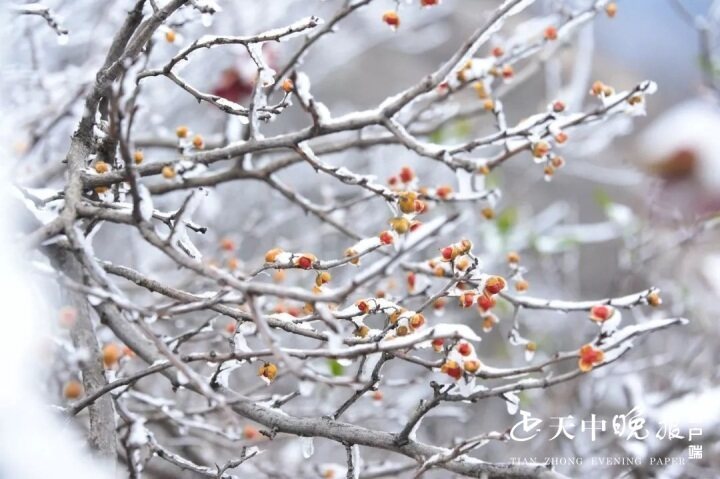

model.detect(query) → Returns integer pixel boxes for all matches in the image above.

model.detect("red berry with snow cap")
[589,305,614,323]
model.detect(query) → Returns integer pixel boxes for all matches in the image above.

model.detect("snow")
[301,436,314,458]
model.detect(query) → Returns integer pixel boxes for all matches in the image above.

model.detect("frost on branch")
[9,0,704,478]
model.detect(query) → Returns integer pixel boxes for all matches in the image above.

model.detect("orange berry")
[354,325,370,338]
[647,291,662,307]
[264,247,283,263]
[281,79,294,93]
[176,125,189,138]
[591,80,605,96]
[605,2,617,18]
[220,238,235,251]
[227,257,239,271]
[491,46,504,57]
[382,11,400,27]
[63,380,83,400]
[552,100,566,113]
[507,251,520,264]
[345,248,360,265]
[315,271,332,287]
[483,99,495,111]
[409,313,425,329]
[102,343,122,367]
[243,425,259,440]
[481,207,495,220]
[94,161,109,174]
[225,321,237,334]
[578,344,604,372]
[482,316,495,332]
[273,270,286,282]
[165,29,176,43]
[532,140,551,158]
[435,185,453,199]
[551,155,565,168]
[544,26,558,41]
[515,279,529,292]
[473,81,489,99]
[433,298,446,310]
[501,65,514,79]
[94,186,109,194]
[477,164,490,175]
[463,359,481,373]
[133,150,144,165]
[389,308,404,324]
[455,257,470,271]
[192,134,204,149]
[161,165,176,179]
[372,390,383,401]
[258,362,278,381]
[554,132,568,144]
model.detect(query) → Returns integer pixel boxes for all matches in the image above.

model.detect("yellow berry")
[161,165,176,179]
[94,161,109,174]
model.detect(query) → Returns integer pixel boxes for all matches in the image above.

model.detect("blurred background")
[3,0,720,478]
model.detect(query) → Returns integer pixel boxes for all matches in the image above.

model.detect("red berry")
[477,294,496,311]
[589,305,613,323]
[441,360,463,379]
[436,185,453,199]
[297,256,313,269]
[382,11,400,27]
[457,342,472,356]
[407,272,416,290]
[544,26,558,41]
[578,344,605,372]
[492,46,504,57]
[357,300,370,314]
[379,231,394,245]
[459,292,475,308]
[409,313,425,329]
[399,166,414,183]
[484,276,506,295]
